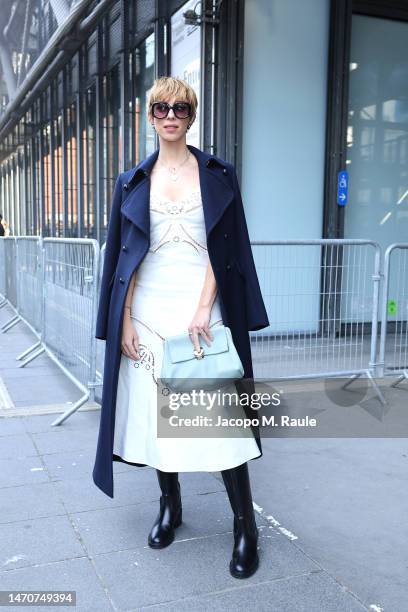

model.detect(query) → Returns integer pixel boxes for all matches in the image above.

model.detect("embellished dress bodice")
[149,187,206,252]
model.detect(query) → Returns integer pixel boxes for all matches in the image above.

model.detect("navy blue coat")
[92,143,269,498]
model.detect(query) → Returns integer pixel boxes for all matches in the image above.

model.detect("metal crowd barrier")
[0,237,18,318]
[42,238,101,424]
[0,236,101,424]
[1,236,44,361]
[0,238,7,298]
[3,236,408,415]
[1,237,29,333]
[378,243,408,386]
[16,237,43,336]
[249,240,385,404]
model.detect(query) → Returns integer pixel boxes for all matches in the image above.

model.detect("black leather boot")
[148,469,182,549]
[221,462,259,578]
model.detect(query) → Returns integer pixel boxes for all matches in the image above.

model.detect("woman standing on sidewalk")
[93,76,269,579]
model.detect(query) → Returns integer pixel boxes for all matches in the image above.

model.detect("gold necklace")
[157,150,190,182]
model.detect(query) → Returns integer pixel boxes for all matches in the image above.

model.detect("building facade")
[0,0,406,258]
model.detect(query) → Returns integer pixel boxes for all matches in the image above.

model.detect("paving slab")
[92,529,319,610]
[0,557,114,611]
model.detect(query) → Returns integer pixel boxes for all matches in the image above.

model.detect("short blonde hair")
[147,76,198,122]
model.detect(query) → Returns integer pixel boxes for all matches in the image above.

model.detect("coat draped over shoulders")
[92,144,269,498]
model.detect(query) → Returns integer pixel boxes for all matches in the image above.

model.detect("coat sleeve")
[231,166,270,332]
[95,174,123,340]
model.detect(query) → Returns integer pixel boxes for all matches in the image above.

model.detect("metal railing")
[249,240,385,404]
[0,238,8,301]
[2,237,408,418]
[41,238,100,424]
[16,237,43,335]
[0,236,101,424]
[378,243,408,386]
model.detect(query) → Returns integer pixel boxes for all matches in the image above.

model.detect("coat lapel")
[120,144,234,240]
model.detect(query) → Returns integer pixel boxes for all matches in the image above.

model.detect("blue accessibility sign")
[337,170,348,206]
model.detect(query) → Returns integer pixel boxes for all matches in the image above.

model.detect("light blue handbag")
[160,324,244,393]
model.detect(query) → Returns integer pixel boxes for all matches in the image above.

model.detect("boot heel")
[174,506,182,527]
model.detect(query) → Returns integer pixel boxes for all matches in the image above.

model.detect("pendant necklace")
[157,149,190,182]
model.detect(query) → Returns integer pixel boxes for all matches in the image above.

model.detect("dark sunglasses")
[151,101,192,119]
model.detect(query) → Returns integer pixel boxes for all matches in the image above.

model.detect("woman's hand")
[188,305,214,352]
[121,316,140,360]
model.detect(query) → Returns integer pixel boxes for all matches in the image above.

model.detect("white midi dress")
[113,186,261,472]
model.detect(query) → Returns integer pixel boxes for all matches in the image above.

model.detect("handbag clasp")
[193,346,205,359]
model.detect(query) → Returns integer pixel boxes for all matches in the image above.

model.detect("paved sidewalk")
[0,302,405,611]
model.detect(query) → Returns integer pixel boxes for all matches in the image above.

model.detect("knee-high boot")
[148,469,182,549]
[221,461,259,578]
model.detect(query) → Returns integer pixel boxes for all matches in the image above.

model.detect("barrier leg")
[51,392,90,425]
[342,370,387,406]
[18,346,45,367]
[390,371,408,388]
[1,314,21,331]
[16,341,42,361]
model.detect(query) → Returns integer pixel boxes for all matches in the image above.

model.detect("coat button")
[226,264,231,271]
[119,277,125,284]
[206,160,211,167]
[123,183,128,190]
[122,245,128,251]
[224,233,228,239]
[223,168,228,175]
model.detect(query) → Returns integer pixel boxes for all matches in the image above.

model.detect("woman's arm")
[121,268,140,361]
[123,268,137,321]
[188,260,218,350]
[198,259,218,310]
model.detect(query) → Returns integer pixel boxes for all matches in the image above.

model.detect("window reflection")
[345,14,408,243]
[344,14,408,323]
[132,32,155,165]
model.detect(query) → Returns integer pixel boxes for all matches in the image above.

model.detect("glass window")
[82,85,97,239]
[345,15,408,246]
[43,123,52,237]
[66,102,78,237]
[344,14,408,322]
[53,114,63,237]
[132,32,155,165]
[100,65,121,244]
[170,0,201,147]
